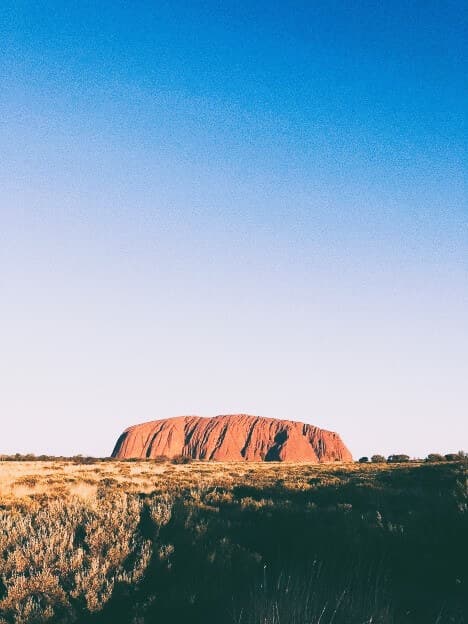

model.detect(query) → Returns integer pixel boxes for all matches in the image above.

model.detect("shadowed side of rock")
[112,414,352,462]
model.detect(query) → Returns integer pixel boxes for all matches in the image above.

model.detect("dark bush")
[371,454,386,463]
[171,454,193,464]
[426,453,445,462]
[387,454,410,463]
[153,455,169,463]
[358,457,369,463]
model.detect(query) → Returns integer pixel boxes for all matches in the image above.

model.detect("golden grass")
[0,460,464,624]
[0,459,419,508]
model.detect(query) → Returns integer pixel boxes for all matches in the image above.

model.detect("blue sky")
[1,1,466,458]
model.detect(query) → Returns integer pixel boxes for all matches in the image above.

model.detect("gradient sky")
[1,1,467,458]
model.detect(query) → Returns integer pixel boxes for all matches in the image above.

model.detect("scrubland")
[0,459,466,624]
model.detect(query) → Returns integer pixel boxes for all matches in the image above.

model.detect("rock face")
[112,414,352,462]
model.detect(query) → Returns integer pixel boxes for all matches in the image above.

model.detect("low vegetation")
[0,459,466,623]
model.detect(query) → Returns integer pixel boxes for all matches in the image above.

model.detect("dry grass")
[0,460,465,624]
[0,460,376,504]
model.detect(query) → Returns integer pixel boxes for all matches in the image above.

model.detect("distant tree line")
[0,453,194,464]
[0,453,113,463]
[1,451,465,465]
[358,451,466,464]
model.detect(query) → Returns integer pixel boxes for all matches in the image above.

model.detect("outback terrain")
[0,458,466,624]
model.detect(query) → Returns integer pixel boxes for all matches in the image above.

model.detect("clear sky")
[1,1,467,459]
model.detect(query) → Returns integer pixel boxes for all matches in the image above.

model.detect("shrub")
[426,453,445,462]
[14,476,39,487]
[358,457,369,463]
[0,492,153,622]
[387,454,410,463]
[171,454,192,465]
[371,455,386,463]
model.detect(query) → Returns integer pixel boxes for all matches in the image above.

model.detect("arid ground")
[0,459,466,624]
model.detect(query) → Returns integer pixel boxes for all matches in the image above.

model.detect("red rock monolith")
[111,414,352,462]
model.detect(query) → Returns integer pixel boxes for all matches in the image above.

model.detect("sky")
[1,1,467,459]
